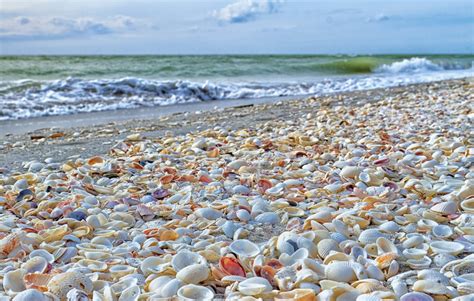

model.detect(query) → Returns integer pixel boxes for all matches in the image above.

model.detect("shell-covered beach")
[0,78,473,300]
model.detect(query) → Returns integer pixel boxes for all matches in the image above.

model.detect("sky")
[0,0,473,55]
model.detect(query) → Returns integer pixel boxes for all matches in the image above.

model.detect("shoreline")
[0,78,472,170]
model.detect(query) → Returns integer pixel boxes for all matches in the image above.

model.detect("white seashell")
[228,160,248,170]
[400,292,434,301]
[402,248,427,260]
[407,256,432,270]
[4,269,26,293]
[431,201,457,215]
[340,166,361,179]
[417,270,449,285]
[430,241,464,255]
[402,235,424,249]
[255,212,280,225]
[391,279,408,298]
[30,249,55,263]
[118,285,140,301]
[432,224,453,238]
[177,284,214,301]
[12,289,48,301]
[195,208,222,220]
[378,221,400,233]
[148,276,173,293]
[229,239,260,257]
[238,277,273,296]
[412,279,453,295]
[460,198,474,213]
[317,239,341,259]
[233,185,251,195]
[160,279,183,298]
[376,237,398,255]
[222,221,239,239]
[22,256,48,273]
[358,229,388,245]
[279,248,309,266]
[176,264,210,284]
[325,261,357,283]
[433,253,456,267]
[366,264,384,281]
[171,250,207,273]
[236,209,251,222]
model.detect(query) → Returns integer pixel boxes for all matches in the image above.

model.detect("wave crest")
[376,57,445,73]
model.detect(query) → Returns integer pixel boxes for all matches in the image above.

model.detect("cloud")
[0,15,146,40]
[212,0,283,23]
[366,13,390,23]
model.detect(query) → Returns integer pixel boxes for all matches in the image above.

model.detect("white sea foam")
[0,68,472,120]
[376,57,451,73]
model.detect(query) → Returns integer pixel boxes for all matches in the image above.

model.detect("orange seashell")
[260,265,276,285]
[258,179,273,192]
[0,232,21,256]
[24,273,54,292]
[177,174,197,182]
[276,160,286,167]
[143,228,161,238]
[219,256,246,277]
[87,156,104,165]
[211,264,227,281]
[163,167,177,175]
[159,229,179,241]
[160,174,174,184]
[129,162,144,170]
[375,252,398,269]
[276,289,316,301]
[207,148,220,158]
[199,174,212,183]
[266,259,284,270]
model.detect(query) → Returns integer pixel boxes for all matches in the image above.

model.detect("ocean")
[0,55,472,120]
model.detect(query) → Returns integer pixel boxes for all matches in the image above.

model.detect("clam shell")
[275,288,316,301]
[4,269,26,293]
[407,256,432,270]
[400,292,434,301]
[431,201,457,215]
[358,229,388,245]
[340,166,361,179]
[22,256,48,274]
[119,285,140,301]
[238,277,273,296]
[412,279,453,295]
[229,239,260,257]
[176,264,210,284]
[376,237,398,255]
[171,250,207,272]
[317,239,341,259]
[325,261,357,283]
[195,207,222,220]
[460,198,474,213]
[402,248,427,260]
[47,271,93,300]
[432,224,453,238]
[430,241,464,255]
[177,284,214,301]
[12,289,49,301]
[378,221,400,233]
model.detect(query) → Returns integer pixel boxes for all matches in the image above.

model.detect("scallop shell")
[176,264,210,284]
[400,292,434,301]
[171,250,207,272]
[358,229,388,245]
[229,239,260,258]
[177,284,214,301]
[238,277,273,296]
[430,241,465,255]
[47,271,93,300]
[23,273,54,291]
[317,239,341,259]
[431,201,457,215]
[325,261,357,283]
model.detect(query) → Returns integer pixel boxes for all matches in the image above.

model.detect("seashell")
[402,248,427,260]
[325,261,357,283]
[358,229,388,245]
[400,292,434,301]
[0,232,22,256]
[402,235,424,249]
[172,250,207,272]
[376,237,398,255]
[432,224,453,238]
[317,239,341,259]
[119,285,140,301]
[255,212,280,225]
[148,276,173,293]
[176,264,210,284]
[238,277,273,296]
[23,273,54,291]
[229,239,260,258]
[236,209,251,222]
[412,279,453,295]
[460,198,474,213]
[47,271,93,300]
[195,208,222,220]
[219,256,246,277]
[340,166,361,179]
[431,201,457,215]
[417,270,449,285]
[12,289,49,301]
[430,241,464,255]
[66,288,89,301]
[378,221,400,233]
[222,221,239,238]
[177,284,214,301]
[4,269,26,293]
[433,253,456,267]
[407,256,432,270]
[275,288,316,301]
[22,256,48,273]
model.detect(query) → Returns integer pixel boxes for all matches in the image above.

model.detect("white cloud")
[0,15,146,40]
[212,0,283,23]
[366,13,390,23]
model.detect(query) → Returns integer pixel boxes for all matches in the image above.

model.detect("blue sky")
[0,0,472,54]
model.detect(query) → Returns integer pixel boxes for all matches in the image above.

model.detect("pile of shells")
[0,81,473,300]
